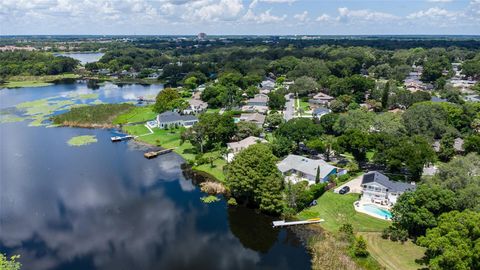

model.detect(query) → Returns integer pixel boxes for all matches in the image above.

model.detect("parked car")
[339,186,350,195]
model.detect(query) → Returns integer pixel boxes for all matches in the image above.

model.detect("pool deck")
[354,200,392,221]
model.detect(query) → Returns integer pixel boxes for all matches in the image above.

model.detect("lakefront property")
[277,155,346,185]
[360,171,416,205]
[2,7,480,269]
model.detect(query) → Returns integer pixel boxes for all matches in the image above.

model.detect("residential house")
[239,113,266,127]
[260,79,275,91]
[241,105,269,114]
[361,171,416,205]
[309,92,334,107]
[277,155,346,185]
[431,96,447,103]
[247,94,269,106]
[312,107,330,119]
[183,99,208,115]
[464,95,480,102]
[226,136,267,162]
[149,111,198,129]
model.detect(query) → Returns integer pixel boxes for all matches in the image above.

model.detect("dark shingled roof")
[362,171,416,193]
[158,111,198,123]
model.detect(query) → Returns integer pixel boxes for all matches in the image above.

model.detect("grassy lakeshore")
[1,74,80,89]
[51,103,134,128]
[122,124,227,182]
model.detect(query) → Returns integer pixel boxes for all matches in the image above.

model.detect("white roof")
[227,136,267,150]
[277,155,337,178]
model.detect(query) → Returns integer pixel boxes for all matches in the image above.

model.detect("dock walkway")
[272,218,324,228]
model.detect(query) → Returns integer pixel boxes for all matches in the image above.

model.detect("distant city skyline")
[1,0,479,35]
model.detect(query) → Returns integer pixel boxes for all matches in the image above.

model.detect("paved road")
[283,94,294,121]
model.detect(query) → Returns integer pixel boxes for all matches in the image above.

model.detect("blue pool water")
[362,204,393,219]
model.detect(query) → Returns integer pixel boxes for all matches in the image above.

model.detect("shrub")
[353,236,369,257]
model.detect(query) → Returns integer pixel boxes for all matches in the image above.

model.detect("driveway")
[283,95,294,121]
[334,174,364,194]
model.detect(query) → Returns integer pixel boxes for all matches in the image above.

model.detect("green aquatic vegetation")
[67,135,98,146]
[200,195,220,204]
[0,114,25,124]
[91,99,104,105]
[75,93,100,99]
[13,95,111,127]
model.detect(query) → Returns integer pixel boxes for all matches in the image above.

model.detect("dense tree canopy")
[153,88,187,113]
[226,143,284,214]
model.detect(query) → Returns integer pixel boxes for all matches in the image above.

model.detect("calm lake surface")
[0,82,312,270]
[55,52,105,64]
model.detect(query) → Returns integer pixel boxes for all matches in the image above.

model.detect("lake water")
[55,52,105,64]
[0,82,312,270]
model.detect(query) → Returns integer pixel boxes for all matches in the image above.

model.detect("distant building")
[361,171,416,205]
[247,93,269,106]
[183,99,208,115]
[312,107,330,119]
[309,92,334,107]
[464,95,480,102]
[197,33,207,40]
[241,105,269,114]
[149,111,198,129]
[431,96,448,103]
[239,113,266,127]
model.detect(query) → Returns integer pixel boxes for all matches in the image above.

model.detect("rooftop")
[361,171,416,193]
[277,155,337,179]
[157,111,198,123]
[227,136,267,150]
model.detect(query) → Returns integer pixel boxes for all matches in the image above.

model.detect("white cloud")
[184,0,244,22]
[316,13,332,22]
[407,7,459,19]
[243,9,286,23]
[293,11,308,22]
[248,0,296,9]
[337,7,399,22]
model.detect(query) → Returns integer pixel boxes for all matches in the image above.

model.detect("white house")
[361,171,416,205]
[148,111,198,129]
[183,99,208,115]
[276,155,346,185]
[226,136,267,162]
[312,107,330,119]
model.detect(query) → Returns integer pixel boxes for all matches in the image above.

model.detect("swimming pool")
[361,204,393,219]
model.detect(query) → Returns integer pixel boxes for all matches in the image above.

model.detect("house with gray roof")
[277,155,346,185]
[239,113,266,127]
[312,107,330,119]
[226,136,267,162]
[361,171,416,205]
[152,111,198,129]
[247,94,269,106]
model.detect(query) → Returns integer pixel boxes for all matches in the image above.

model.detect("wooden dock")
[144,148,174,159]
[111,135,134,142]
[272,218,324,228]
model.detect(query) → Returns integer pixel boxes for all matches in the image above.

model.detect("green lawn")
[360,232,426,270]
[299,100,311,111]
[113,106,157,124]
[123,125,227,182]
[193,153,227,182]
[298,192,390,233]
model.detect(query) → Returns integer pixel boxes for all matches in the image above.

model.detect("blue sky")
[1,0,479,35]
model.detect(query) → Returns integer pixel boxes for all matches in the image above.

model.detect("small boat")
[110,135,133,142]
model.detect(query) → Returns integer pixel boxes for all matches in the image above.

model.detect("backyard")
[122,124,227,182]
[299,191,426,270]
